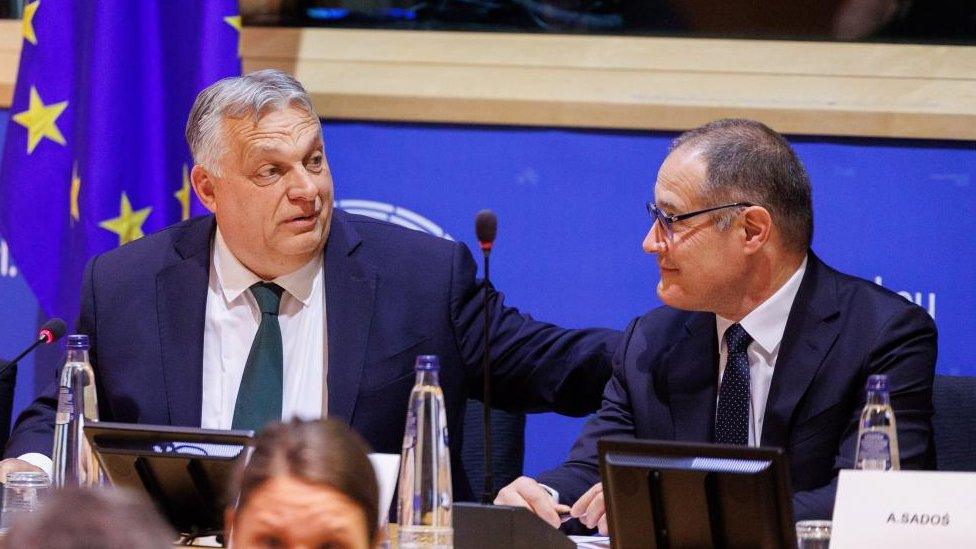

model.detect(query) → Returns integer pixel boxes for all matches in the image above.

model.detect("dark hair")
[670,119,813,253]
[232,419,379,544]
[1,487,174,549]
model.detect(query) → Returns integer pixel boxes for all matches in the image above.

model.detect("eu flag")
[0,0,240,324]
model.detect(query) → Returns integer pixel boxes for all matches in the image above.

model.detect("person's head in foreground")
[645,117,812,318]
[1,487,174,549]
[186,68,334,281]
[226,419,380,549]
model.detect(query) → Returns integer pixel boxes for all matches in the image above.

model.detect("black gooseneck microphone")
[455,210,569,547]
[475,209,497,504]
[0,318,68,378]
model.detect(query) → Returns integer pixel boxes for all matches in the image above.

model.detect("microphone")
[0,318,67,377]
[476,210,497,255]
[474,209,497,504]
[38,318,67,345]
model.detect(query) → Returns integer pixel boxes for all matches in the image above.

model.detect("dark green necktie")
[232,282,284,431]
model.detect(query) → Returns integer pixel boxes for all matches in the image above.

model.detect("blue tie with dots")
[715,323,753,445]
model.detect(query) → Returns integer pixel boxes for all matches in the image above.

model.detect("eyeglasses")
[645,201,754,243]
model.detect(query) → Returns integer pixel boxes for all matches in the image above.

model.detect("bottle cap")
[866,374,889,392]
[415,355,440,371]
[67,334,90,350]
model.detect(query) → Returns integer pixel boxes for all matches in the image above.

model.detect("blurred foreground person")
[1,487,173,549]
[226,419,380,549]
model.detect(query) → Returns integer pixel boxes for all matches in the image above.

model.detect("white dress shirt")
[19,230,329,475]
[715,255,807,446]
[538,257,809,504]
[201,229,327,429]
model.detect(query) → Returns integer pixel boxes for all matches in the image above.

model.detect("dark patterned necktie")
[715,323,753,445]
[232,282,284,431]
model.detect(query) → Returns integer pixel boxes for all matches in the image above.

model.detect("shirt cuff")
[539,483,560,503]
[17,453,53,478]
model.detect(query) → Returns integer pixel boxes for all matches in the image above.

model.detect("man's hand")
[0,458,44,483]
[494,476,570,528]
[571,482,608,535]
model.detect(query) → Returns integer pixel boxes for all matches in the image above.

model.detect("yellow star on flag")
[12,86,68,154]
[99,192,152,246]
[175,164,192,221]
[70,162,81,223]
[224,15,242,57]
[22,1,39,45]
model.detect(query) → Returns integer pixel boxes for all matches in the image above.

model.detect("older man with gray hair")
[1,69,620,502]
[496,118,937,530]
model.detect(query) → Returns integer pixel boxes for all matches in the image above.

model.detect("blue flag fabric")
[0,0,240,324]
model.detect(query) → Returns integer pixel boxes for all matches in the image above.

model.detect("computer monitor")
[84,422,254,539]
[599,438,796,549]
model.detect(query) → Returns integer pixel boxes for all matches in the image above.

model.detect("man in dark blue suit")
[496,119,937,528]
[0,70,620,499]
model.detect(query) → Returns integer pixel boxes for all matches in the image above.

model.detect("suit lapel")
[761,253,841,447]
[156,217,214,427]
[325,212,377,424]
[667,313,719,442]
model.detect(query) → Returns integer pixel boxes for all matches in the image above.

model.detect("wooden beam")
[242,27,976,140]
[2,20,974,140]
[0,21,20,108]
[243,27,976,80]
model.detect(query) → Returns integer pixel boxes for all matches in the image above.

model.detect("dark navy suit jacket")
[5,211,621,499]
[537,253,937,521]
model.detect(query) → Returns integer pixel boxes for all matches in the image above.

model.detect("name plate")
[831,470,976,547]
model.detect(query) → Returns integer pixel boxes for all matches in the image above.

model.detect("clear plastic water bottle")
[854,374,900,471]
[0,471,51,533]
[397,355,453,548]
[51,334,102,487]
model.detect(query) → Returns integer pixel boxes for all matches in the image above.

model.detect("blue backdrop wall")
[1,109,973,476]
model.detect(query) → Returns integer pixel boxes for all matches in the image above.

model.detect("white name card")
[831,470,976,548]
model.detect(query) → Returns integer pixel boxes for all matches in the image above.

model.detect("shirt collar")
[716,255,808,355]
[212,228,322,307]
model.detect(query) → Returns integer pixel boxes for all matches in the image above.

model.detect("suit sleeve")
[4,256,101,459]
[448,241,622,416]
[534,317,640,506]
[792,304,937,520]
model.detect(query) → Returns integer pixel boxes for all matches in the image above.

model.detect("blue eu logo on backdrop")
[336,199,455,241]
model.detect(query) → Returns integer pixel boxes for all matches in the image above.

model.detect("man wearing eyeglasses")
[496,118,937,531]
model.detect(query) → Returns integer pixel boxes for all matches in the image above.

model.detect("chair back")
[932,375,976,471]
[461,399,526,499]
[0,360,17,456]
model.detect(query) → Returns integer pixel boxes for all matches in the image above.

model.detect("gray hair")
[669,119,813,253]
[185,69,319,175]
